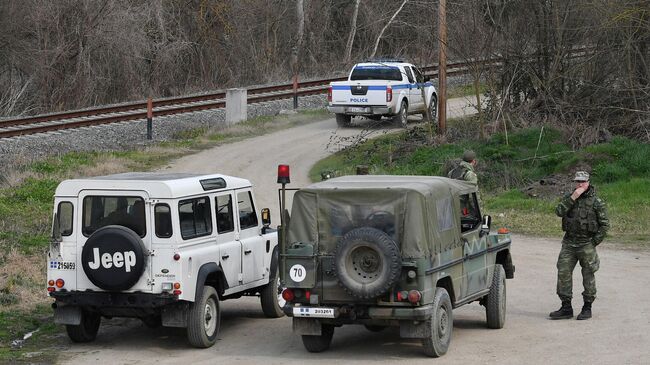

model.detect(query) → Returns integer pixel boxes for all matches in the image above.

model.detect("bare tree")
[344,0,361,64]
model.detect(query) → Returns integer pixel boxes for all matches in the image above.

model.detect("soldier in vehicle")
[550,171,609,320]
[448,150,478,185]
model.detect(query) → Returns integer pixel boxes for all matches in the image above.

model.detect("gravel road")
[58,100,650,364]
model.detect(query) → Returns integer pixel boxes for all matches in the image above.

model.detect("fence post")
[146,97,153,140]
[292,74,299,109]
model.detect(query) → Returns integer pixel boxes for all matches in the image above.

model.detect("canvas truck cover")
[287,175,477,259]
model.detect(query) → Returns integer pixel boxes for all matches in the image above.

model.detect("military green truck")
[277,173,514,357]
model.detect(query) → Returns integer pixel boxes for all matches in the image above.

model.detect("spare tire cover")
[335,227,401,299]
[82,225,147,291]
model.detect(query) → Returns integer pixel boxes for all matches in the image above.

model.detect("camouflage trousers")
[556,243,600,303]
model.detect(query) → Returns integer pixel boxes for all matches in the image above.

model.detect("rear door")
[236,189,266,284]
[404,66,423,111]
[214,191,242,288]
[76,190,152,292]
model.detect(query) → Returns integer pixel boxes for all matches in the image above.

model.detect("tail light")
[386,86,393,102]
[327,86,332,102]
[408,290,422,304]
[282,288,295,302]
[55,279,65,288]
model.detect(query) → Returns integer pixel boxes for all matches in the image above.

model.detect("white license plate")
[293,307,336,318]
[348,107,367,113]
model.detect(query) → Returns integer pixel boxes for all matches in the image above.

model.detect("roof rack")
[361,57,405,63]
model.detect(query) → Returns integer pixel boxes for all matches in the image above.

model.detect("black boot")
[549,300,573,319]
[576,302,592,320]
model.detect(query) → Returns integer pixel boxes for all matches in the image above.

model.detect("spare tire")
[335,227,401,299]
[81,225,147,291]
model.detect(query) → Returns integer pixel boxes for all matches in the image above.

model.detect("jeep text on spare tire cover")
[81,225,147,291]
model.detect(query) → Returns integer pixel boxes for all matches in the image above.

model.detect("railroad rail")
[0,49,589,139]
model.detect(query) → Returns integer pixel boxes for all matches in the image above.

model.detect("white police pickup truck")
[327,60,437,127]
[47,172,284,348]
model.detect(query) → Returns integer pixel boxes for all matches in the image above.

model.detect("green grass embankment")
[310,125,650,243]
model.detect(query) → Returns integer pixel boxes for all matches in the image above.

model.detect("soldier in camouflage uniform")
[550,171,609,320]
[448,150,478,185]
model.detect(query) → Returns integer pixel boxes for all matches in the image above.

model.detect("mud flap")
[54,305,82,325]
[293,317,322,336]
[161,302,189,328]
[400,320,428,339]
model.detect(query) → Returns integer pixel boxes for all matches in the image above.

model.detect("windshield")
[82,196,146,237]
[350,66,402,81]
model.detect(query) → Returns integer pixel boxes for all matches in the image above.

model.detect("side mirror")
[261,208,271,227]
[481,215,492,230]
[423,75,431,82]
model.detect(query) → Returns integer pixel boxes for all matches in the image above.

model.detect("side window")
[178,197,212,240]
[237,191,258,230]
[155,204,172,238]
[57,202,74,236]
[459,193,481,233]
[411,67,424,83]
[215,194,235,234]
[404,67,415,83]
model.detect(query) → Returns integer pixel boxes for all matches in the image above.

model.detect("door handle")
[244,249,252,255]
[221,254,230,260]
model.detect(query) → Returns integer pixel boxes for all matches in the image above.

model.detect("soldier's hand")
[571,186,587,200]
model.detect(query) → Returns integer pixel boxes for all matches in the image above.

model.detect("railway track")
[0,49,589,139]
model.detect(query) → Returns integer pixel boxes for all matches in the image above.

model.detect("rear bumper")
[328,105,392,115]
[51,290,179,308]
[284,303,433,321]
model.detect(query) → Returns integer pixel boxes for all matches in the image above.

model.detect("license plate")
[348,107,367,113]
[293,307,336,318]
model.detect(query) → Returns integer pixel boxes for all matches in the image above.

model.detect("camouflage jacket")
[555,186,609,247]
[448,161,478,185]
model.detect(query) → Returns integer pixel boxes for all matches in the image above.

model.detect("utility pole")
[438,0,447,134]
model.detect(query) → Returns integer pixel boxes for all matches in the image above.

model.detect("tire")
[66,310,101,343]
[335,114,351,127]
[486,264,507,329]
[364,325,387,332]
[302,324,335,353]
[393,100,408,128]
[422,95,437,122]
[81,225,147,291]
[260,267,285,318]
[422,288,453,357]
[187,286,220,348]
[334,227,401,299]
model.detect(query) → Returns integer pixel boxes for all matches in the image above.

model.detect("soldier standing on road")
[550,171,609,320]
[448,150,478,185]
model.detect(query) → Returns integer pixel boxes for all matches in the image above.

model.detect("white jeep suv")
[47,172,283,348]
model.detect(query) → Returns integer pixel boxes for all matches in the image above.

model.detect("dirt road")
[59,103,650,364]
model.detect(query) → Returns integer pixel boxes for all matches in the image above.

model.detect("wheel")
[364,325,387,332]
[301,324,335,353]
[260,266,286,318]
[422,95,437,121]
[141,315,162,328]
[335,114,351,127]
[187,286,220,348]
[393,100,408,128]
[81,225,147,291]
[66,310,101,343]
[334,227,401,299]
[422,288,453,357]
[486,264,506,329]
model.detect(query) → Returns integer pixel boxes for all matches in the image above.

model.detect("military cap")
[573,171,590,182]
[462,150,476,162]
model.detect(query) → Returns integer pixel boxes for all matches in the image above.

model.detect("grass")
[309,124,650,243]
[0,304,62,363]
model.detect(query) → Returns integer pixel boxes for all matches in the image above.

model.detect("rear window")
[350,66,403,81]
[82,196,146,237]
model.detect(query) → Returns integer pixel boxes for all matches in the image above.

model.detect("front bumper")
[327,105,393,115]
